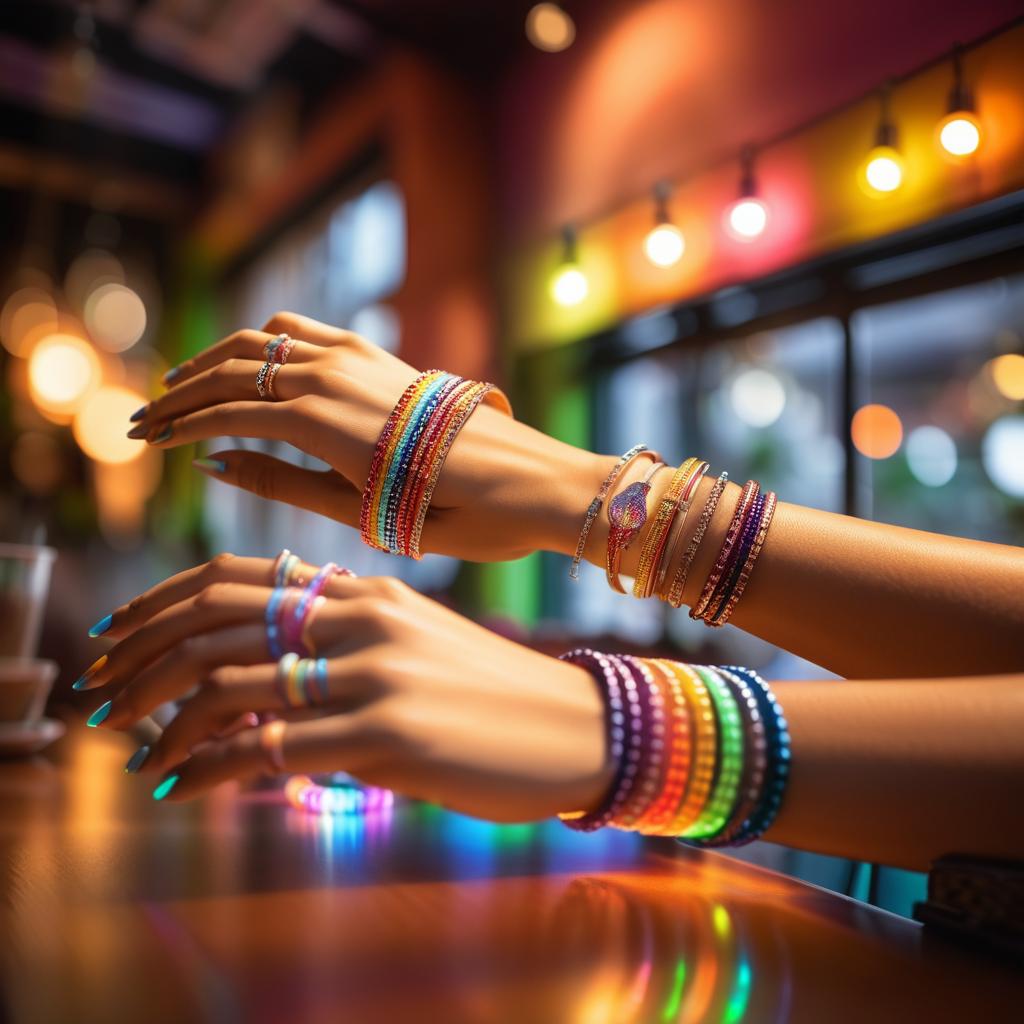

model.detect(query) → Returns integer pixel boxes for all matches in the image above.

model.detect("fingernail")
[88,613,112,638]
[86,700,112,727]
[192,457,227,474]
[127,423,148,439]
[163,366,181,384]
[73,653,107,690]
[129,405,148,422]
[152,424,173,443]
[125,746,151,774]
[153,774,180,801]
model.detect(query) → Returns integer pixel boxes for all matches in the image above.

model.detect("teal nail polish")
[153,774,180,801]
[86,700,112,727]
[163,366,181,383]
[72,677,88,691]
[88,613,112,638]
[192,457,227,474]
[129,405,148,422]
[153,424,173,443]
[126,423,148,439]
[125,746,151,774]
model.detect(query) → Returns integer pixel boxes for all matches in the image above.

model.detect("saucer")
[0,718,66,758]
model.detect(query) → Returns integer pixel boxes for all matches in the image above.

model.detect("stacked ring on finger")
[276,654,331,709]
[272,549,302,587]
[256,361,274,399]
[266,362,283,399]
[263,333,294,365]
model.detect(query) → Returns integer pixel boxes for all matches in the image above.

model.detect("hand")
[81,555,612,820]
[130,312,602,562]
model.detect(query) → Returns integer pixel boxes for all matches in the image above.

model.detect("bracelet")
[569,444,653,580]
[691,480,759,621]
[265,587,291,659]
[703,490,766,624]
[272,549,302,588]
[710,491,777,627]
[633,458,703,599]
[664,472,728,609]
[653,460,710,598]
[614,656,668,829]
[605,461,666,594]
[284,774,393,816]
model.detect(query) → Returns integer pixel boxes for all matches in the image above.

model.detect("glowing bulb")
[938,113,981,157]
[989,353,1024,400]
[862,147,904,194]
[28,333,101,420]
[851,403,903,459]
[73,385,148,464]
[526,3,575,52]
[726,197,768,241]
[550,265,588,306]
[982,416,1024,497]
[643,223,685,268]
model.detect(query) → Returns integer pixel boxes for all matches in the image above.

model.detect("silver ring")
[267,363,282,399]
[256,361,273,399]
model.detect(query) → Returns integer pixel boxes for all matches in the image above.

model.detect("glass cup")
[0,658,58,725]
[0,543,57,658]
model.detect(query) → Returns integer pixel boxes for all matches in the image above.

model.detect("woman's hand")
[81,555,612,821]
[130,312,603,562]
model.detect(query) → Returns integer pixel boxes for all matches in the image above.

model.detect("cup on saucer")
[0,658,64,758]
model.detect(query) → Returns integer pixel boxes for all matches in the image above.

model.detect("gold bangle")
[665,472,729,609]
[631,458,698,599]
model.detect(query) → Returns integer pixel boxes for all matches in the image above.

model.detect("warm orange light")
[643,223,685,267]
[861,147,904,194]
[64,248,123,313]
[27,334,101,420]
[989,353,1024,400]
[1,288,59,357]
[550,264,589,306]
[84,282,147,352]
[851,403,903,459]
[938,112,981,157]
[725,197,768,241]
[526,3,575,52]
[74,385,149,464]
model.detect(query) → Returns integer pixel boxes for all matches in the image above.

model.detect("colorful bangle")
[691,480,759,621]
[633,457,700,599]
[265,587,292,659]
[570,444,653,580]
[605,461,666,594]
[557,649,633,831]
[614,656,668,829]
[711,491,777,627]
[275,652,300,706]
[703,490,766,624]
[284,774,394,816]
[681,667,744,839]
[664,471,728,609]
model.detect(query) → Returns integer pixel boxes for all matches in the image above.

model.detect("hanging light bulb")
[526,4,575,53]
[937,45,981,157]
[643,182,685,268]
[549,225,588,306]
[861,85,905,195]
[725,146,769,241]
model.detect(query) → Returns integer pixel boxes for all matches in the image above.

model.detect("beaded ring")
[256,361,274,399]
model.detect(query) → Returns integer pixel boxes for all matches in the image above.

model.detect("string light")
[643,182,685,268]
[862,86,905,195]
[550,225,589,306]
[525,3,575,52]
[938,45,981,157]
[725,147,768,241]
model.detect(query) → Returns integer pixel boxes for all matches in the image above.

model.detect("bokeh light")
[0,287,59,357]
[981,416,1024,498]
[550,265,589,306]
[989,353,1024,400]
[526,3,575,52]
[643,223,685,268]
[84,282,147,352]
[725,197,768,241]
[851,403,903,458]
[730,368,786,427]
[862,147,904,194]
[938,112,981,157]
[64,249,124,313]
[28,333,101,420]
[905,425,957,487]
[73,385,148,464]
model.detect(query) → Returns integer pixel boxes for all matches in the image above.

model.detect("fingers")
[164,329,320,389]
[134,349,321,432]
[149,711,381,801]
[192,451,361,524]
[139,656,382,773]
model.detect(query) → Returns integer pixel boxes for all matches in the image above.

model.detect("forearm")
[529,444,1024,678]
[766,675,1024,872]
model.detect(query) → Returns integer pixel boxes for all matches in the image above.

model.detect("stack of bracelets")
[360,369,513,558]
[284,774,394,817]
[558,650,790,846]
[577,444,777,627]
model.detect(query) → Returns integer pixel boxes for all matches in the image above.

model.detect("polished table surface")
[1,724,1020,1024]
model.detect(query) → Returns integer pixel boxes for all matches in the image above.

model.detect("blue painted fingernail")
[88,613,112,638]
[129,405,148,422]
[192,457,227,474]
[126,423,148,439]
[86,700,112,727]
[153,774,180,801]
[163,366,181,383]
[125,746,151,774]
[153,424,173,443]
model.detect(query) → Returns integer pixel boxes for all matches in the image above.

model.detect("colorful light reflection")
[284,774,394,816]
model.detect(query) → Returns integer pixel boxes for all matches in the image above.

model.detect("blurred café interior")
[1,1,1023,1019]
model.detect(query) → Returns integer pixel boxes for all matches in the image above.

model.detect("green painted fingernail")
[153,424,173,443]
[125,746,151,774]
[88,613,112,638]
[192,457,227,474]
[86,700,112,727]
[152,774,180,801]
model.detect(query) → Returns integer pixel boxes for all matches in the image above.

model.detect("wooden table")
[0,724,1020,1023]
